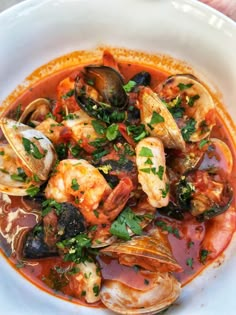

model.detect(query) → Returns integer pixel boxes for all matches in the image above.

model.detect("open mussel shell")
[0,118,56,181]
[101,229,182,273]
[158,74,215,142]
[75,66,128,122]
[85,65,128,108]
[139,87,186,151]
[18,98,51,125]
[100,271,181,315]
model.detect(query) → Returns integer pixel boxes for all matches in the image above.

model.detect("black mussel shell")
[23,224,58,259]
[130,71,151,90]
[158,201,184,220]
[58,203,86,240]
[85,65,128,108]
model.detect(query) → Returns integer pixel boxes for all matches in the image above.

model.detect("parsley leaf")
[26,185,40,197]
[106,123,119,141]
[200,249,210,264]
[71,178,79,191]
[91,120,106,135]
[110,207,142,240]
[187,94,200,107]
[42,199,63,216]
[123,80,137,93]
[149,111,164,125]
[61,89,75,99]
[178,83,193,91]
[181,118,196,141]
[22,137,46,159]
[139,147,153,157]
[199,139,209,149]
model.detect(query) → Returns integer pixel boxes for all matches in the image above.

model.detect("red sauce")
[0,51,236,308]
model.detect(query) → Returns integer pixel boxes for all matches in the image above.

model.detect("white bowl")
[0,1,236,315]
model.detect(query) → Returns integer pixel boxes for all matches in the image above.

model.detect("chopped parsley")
[0,151,4,156]
[71,178,79,191]
[22,137,46,159]
[199,139,209,149]
[160,183,170,198]
[10,168,27,182]
[56,234,95,263]
[181,118,196,141]
[178,83,193,91]
[123,80,137,93]
[149,111,164,125]
[26,185,40,197]
[91,120,106,135]
[106,123,119,141]
[186,257,194,268]
[139,147,153,157]
[127,124,149,142]
[93,284,100,297]
[42,199,63,216]
[61,89,75,99]
[156,220,180,238]
[110,207,142,240]
[187,94,200,107]
[200,249,210,264]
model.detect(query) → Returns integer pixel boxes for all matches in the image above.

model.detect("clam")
[75,65,128,123]
[157,74,215,142]
[199,138,233,175]
[0,118,56,195]
[18,98,51,126]
[138,87,186,151]
[100,271,181,315]
[101,228,182,273]
[100,228,182,314]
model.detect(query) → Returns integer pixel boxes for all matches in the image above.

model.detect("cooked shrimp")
[45,158,111,208]
[69,260,101,303]
[200,205,236,261]
[45,159,133,224]
[136,137,169,208]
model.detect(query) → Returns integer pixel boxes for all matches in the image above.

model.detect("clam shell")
[100,271,181,315]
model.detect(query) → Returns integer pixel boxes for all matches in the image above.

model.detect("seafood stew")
[0,49,235,314]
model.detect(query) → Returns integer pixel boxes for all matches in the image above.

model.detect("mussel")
[176,169,233,221]
[157,74,215,142]
[0,118,56,195]
[75,66,128,123]
[23,202,87,259]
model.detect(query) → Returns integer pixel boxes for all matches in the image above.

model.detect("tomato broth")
[0,48,235,309]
